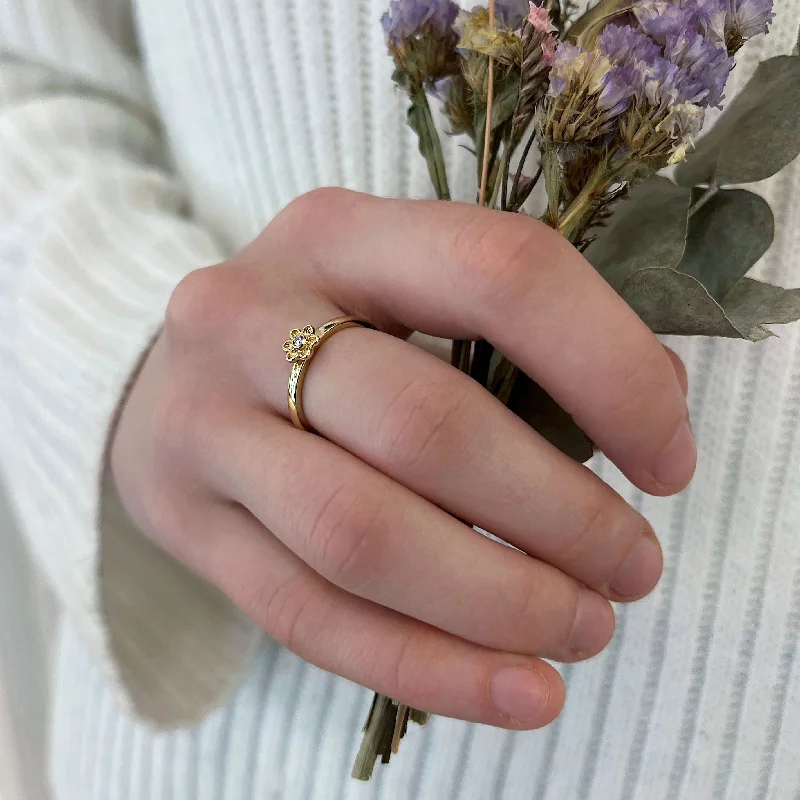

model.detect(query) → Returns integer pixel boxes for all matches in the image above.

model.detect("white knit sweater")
[1,1,800,798]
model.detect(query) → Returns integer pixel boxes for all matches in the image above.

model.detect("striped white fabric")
[1,0,800,797]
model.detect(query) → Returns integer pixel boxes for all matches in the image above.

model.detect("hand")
[111,188,695,730]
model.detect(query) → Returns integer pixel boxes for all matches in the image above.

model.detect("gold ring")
[284,316,374,432]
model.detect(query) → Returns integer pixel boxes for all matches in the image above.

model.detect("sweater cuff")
[0,201,261,728]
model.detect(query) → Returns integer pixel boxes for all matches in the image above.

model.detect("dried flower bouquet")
[351,0,800,780]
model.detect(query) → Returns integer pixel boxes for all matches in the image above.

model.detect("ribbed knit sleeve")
[0,0,259,727]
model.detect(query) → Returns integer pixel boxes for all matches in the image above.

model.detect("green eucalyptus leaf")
[723,278,800,341]
[619,268,742,337]
[620,268,800,341]
[676,55,800,187]
[507,374,594,463]
[586,177,692,289]
[678,189,774,301]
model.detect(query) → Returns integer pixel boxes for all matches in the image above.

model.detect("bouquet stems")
[353,75,455,785]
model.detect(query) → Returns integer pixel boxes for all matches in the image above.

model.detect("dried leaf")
[565,0,636,48]
[619,268,743,337]
[473,72,521,137]
[723,278,800,341]
[679,189,774,301]
[676,55,800,187]
[586,176,691,289]
[407,91,450,200]
[619,268,800,341]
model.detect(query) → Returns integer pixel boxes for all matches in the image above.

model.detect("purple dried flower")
[634,0,775,54]
[382,0,461,88]
[634,1,699,43]
[546,42,582,98]
[696,0,728,42]
[725,0,776,51]
[598,24,663,65]
[625,55,683,108]
[381,0,460,47]
[598,67,637,114]
[546,44,635,140]
[664,30,733,107]
[495,0,532,28]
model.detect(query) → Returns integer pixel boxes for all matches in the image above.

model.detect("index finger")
[271,188,696,496]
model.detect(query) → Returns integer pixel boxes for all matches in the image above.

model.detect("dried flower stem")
[509,127,541,211]
[412,87,452,201]
[478,0,497,207]
[688,179,720,217]
[453,0,498,374]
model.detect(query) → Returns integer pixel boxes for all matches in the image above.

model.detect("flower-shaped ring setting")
[283,325,320,362]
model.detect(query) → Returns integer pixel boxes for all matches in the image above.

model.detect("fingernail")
[569,587,614,656]
[652,421,696,489]
[609,536,663,600]
[490,666,549,722]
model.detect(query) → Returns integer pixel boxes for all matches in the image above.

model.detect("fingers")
[270,189,695,496]
[295,327,662,602]
[192,502,566,728]
[199,409,616,663]
[201,278,665,603]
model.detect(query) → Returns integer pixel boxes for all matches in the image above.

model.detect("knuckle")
[377,374,471,473]
[276,187,360,241]
[302,480,390,591]
[506,577,550,643]
[257,573,320,652]
[450,213,556,318]
[557,494,621,567]
[608,345,679,426]
[389,629,425,702]
[164,265,243,343]
[556,490,652,586]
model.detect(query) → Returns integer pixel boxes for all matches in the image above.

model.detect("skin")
[110,188,695,730]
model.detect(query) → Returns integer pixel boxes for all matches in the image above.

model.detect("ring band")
[284,316,374,432]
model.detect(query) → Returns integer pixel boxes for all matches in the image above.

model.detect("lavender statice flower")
[634,1,701,44]
[596,24,714,163]
[620,57,706,162]
[381,0,461,87]
[696,0,729,42]
[495,0,532,28]
[724,0,776,52]
[634,0,775,54]
[381,0,460,47]
[544,43,635,142]
[598,23,663,65]
[664,29,733,107]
